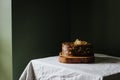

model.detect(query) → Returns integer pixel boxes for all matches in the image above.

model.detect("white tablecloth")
[19,54,120,80]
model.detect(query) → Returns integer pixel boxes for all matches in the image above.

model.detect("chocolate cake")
[59,39,94,63]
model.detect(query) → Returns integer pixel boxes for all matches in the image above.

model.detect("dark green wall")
[70,0,120,57]
[13,0,120,80]
[12,0,70,80]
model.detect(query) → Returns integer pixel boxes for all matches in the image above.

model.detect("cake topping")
[74,39,88,46]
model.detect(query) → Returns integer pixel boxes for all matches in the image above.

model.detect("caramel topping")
[74,39,88,45]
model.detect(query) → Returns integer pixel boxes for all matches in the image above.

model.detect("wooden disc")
[59,53,94,63]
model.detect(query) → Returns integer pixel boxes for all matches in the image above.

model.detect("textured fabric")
[19,54,120,80]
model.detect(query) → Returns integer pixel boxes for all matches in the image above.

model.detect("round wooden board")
[59,55,95,63]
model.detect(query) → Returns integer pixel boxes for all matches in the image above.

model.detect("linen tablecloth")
[19,54,120,80]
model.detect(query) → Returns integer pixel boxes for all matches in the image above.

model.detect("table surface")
[19,54,120,80]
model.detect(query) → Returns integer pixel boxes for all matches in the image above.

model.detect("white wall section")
[0,0,12,80]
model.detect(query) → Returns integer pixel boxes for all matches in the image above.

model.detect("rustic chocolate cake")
[59,39,94,63]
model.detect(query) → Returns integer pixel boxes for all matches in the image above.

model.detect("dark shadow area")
[103,73,120,80]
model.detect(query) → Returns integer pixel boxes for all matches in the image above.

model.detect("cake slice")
[59,39,94,63]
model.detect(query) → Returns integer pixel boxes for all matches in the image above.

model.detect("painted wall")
[0,0,12,80]
[13,0,120,80]
[70,0,120,57]
[12,0,70,80]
